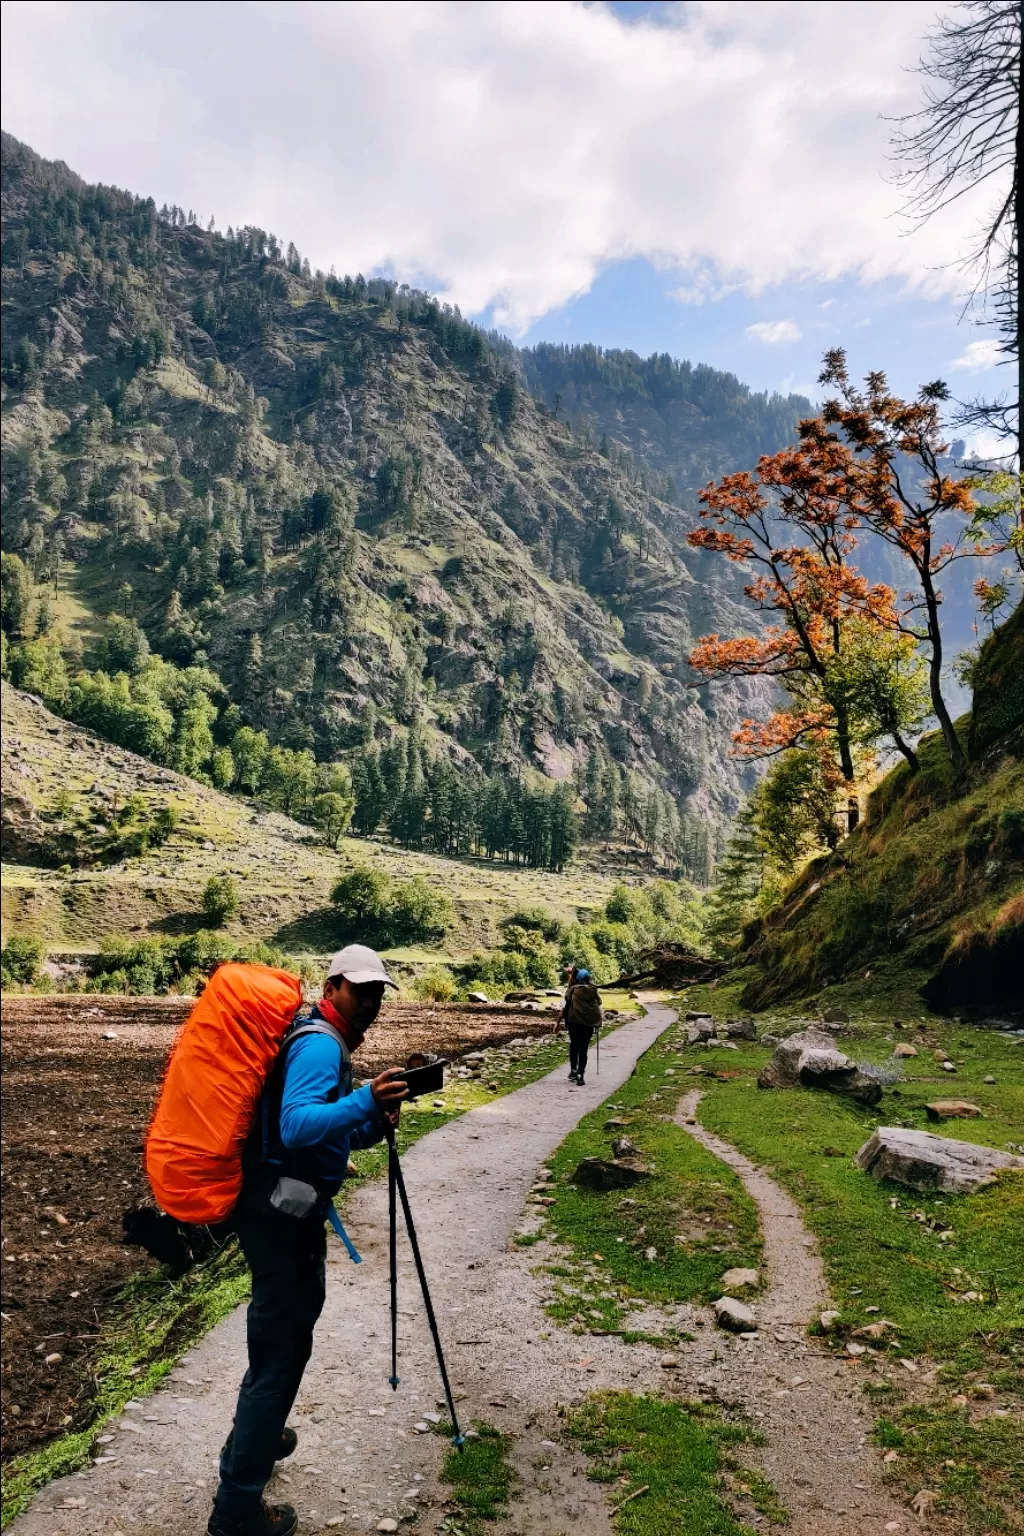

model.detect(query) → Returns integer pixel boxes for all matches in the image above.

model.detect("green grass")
[566,1391,785,1534]
[679,982,1024,1534]
[875,1404,1024,1536]
[435,1421,514,1533]
[540,1020,761,1333]
[0,1030,573,1529]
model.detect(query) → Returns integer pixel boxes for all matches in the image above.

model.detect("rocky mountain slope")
[738,606,1024,1014]
[0,132,816,850]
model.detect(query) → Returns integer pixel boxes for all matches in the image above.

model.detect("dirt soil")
[0,994,558,1461]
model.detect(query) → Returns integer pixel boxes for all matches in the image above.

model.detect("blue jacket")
[276,1010,386,1195]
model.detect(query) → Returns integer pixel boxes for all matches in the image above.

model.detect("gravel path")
[11,1002,906,1536]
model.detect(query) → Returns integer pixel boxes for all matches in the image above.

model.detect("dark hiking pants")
[214,1197,326,1519]
[568,1021,594,1079]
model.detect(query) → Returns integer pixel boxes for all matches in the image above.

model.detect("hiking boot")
[567,1069,578,1082]
[576,1076,586,1086]
[221,1427,297,1463]
[207,1500,297,1536]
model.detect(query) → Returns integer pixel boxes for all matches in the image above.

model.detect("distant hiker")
[562,967,602,1086]
[209,945,407,1536]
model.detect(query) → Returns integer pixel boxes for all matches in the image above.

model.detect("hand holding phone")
[396,1058,448,1099]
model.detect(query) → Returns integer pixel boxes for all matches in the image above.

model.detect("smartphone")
[396,1058,448,1099]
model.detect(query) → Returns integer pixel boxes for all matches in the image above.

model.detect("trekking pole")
[383,1124,465,1451]
[388,1135,399,1390]
[596,1022,600,1077]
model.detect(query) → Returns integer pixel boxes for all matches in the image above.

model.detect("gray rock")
[686,1017,716,1044]
[611,1135,639,1158]
[685,1011,715,1023]
[819,1309,842,1333]
[760,1034,779,1048]
[720,1016,757,1040]
[713,1296,756,1331]
[758,1029,882,1105]
[758,1028,838,1088]
[467,991,490,1004]
[572,1157,652,1191]
[822,1007,851,1025]
[720,1267,760,1292]
[855,1127,1024,1194]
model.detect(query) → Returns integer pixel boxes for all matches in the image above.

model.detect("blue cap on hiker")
[327,944,398,988]
[576,968,591,982]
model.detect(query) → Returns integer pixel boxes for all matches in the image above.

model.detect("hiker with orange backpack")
[145,944,408,1536]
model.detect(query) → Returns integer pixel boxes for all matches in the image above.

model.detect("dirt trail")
[673,1089,905,1534]
[10,1002,905,1536]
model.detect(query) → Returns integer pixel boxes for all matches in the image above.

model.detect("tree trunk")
[921,565,967,773]
[892,731,919,773]
[835,707,860,834]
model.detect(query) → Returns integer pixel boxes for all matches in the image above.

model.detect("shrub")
[1,934,45,987]
[410,965,457,1002]
[387,878,454,943]
[330,866,393,931]
[202,874,239,926]
[499,905,564,942]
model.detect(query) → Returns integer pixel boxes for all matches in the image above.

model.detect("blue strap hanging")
[327,1203,362,1264]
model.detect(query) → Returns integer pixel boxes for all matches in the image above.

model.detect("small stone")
[893,1043,918,1058]
[44,1352,63,1366]
[819,1310,842,1333]
[984,1075,996,1084]
[659,1355,680,1369]
[942,1061,957,1073]
[376,1522,400,1533]
[411,1421,429,1433]
[713,1296,756,1331]
[924,1101,981,1121]
[720,1267,759,1292]
[846,1342,867,1356]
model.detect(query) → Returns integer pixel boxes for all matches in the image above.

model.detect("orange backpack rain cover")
[145,963,304,1224]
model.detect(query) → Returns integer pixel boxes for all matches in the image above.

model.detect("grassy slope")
[1,684,623,958]
[741,610,1024,1010]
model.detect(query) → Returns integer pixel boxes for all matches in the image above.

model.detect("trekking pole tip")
[388,1375,400,1390]
[451,1433,465,1452]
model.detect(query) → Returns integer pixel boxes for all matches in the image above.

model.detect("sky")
[0,0,1012,448]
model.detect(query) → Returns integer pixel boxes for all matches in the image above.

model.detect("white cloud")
[0,0,990,333]
[947,339,1004,374]
[745,319,802,345]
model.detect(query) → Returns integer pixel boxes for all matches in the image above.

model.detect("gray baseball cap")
[326,943,398,988]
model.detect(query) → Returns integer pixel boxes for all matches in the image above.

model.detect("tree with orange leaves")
[687,430,916,833]
[817,349,1004,774]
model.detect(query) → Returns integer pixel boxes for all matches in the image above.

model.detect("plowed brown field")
[0,994,555,1458]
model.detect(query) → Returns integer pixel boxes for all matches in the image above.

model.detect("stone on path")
[713,1296,757,1331]
[855,1127,1024,1194]
[819,1309,842,1333]
[720,1267,760,1292]
[572,1156,652,1190]
[924,1101,982,1121]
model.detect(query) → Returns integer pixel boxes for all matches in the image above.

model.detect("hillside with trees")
[0,133,826,878]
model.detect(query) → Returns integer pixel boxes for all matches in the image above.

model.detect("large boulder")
[798,1048,883,1107]
[855,1127,1024,1194]
[757,1028,839,1088]
[758,1029,881,1105]
[686,1015,715,1044]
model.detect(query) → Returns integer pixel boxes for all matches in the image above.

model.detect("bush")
[410,965,457,1002]
[330,866,393,930]
[499,905,565,942]
[387,878,454,943]
[330,867,453,945]
[202,874,239,926]
[1,934,45,987]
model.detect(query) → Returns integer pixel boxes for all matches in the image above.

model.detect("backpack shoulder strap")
[258,1013,352,1164]
[282,1016,352,1073]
